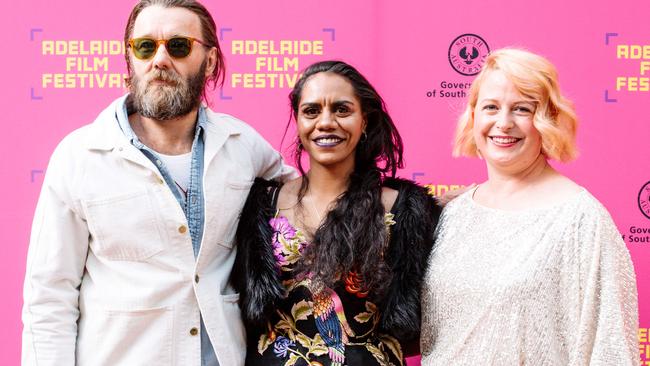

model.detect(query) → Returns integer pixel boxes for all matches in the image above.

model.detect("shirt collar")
[117,94,207,148]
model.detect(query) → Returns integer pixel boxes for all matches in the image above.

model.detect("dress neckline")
[466,185,588,214]
[270,182,402,222]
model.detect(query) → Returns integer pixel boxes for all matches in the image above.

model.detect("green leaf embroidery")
[379,334,404,361]
[365,301,378,313]
[354,311,373,323]
[291,300,313,322]
[384,212,396,227]
[275,315,296,341]
[284,352,300,366]
[308,334,328,356]
[295,333,312,348]
[354,301,378,323]
[365,343,390,366]
[257,333,272,355]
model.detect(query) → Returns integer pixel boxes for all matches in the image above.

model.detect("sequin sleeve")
[572,202,639,365]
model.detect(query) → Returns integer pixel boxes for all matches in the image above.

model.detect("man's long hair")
[123,0,225,100]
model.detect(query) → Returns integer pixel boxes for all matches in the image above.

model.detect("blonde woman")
[420,48,639,365]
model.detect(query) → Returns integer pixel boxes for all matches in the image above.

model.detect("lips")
[489,135,522,146]
[313,135,345,147]
[150,78,176,86]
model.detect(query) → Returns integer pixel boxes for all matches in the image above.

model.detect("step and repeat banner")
[3,0,649,364]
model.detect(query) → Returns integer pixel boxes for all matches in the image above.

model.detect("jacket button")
[178,225,187,234]
[190,327,198,336]
[194,274,200,283]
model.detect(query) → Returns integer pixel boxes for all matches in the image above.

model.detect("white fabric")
[157,151,192,194]
[21,95,297,366]
[421,189,639,366]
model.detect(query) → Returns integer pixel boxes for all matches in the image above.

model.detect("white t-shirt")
[157,152,192,197]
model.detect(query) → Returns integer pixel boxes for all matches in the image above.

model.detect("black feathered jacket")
[231,177,441,343]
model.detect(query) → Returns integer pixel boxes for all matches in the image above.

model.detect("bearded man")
[21,1,295,365]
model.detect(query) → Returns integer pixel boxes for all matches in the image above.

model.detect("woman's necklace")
[305,191,325,228]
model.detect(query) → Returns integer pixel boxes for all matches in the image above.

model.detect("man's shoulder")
[203,109,274,152]
[55,97,123,153]
[204,109,262,136]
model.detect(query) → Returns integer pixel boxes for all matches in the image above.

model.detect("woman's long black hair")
[288,60,404,297]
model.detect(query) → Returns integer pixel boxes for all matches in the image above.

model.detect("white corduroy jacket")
[22,96,296,366]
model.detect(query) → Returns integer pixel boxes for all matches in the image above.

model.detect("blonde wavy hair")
[453,48,578,162]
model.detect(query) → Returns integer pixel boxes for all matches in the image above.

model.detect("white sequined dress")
[420,188,639,366]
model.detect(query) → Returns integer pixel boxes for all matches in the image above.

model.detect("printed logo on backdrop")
[638,181,650,220]
[621,181,650,245]
[223,28,335,94]
[32,33,128,97]
[426,33,490,100]
[603,33,650,102]
[641,328,650,363]
[448,34,490,76]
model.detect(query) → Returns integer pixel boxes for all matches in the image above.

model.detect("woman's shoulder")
[382,177,441,220]
[274,177,302,211]
[382,177,433,200]
[381,186,399,213]
[243,178,284,214]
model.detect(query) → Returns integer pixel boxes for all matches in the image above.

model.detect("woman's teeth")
[490,136,520,144]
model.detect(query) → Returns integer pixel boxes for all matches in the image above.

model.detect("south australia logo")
[639,181,650,220]
[448,34,490,76]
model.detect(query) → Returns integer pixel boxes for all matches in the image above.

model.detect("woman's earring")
[360,131,368,142]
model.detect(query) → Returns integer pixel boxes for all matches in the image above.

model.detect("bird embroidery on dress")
[312,288,355,366]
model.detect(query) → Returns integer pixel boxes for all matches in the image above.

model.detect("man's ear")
[205,47,218,77]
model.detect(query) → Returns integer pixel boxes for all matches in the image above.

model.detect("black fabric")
[232,178,284,328]
[232,177,441,341]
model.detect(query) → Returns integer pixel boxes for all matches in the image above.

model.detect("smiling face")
[296,72,366,172]
[128,5,216,120]
[472,70,544,174]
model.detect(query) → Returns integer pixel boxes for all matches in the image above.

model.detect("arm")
[572,206,639,366]
[249,129,297,183]
[232,179,285,328]
[22,142,89,365]
[379,178,441,344]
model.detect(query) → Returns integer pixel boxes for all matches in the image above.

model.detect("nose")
[151,42,172,70]
[316,109,336,130]
[494,110,514,131]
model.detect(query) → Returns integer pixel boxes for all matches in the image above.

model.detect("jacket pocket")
[220,293,246,363]
[77,306,173,365]
[212,179,254,249]
[83,191,165,261]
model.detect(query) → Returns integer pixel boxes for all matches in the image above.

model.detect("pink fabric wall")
[4,0,649,363]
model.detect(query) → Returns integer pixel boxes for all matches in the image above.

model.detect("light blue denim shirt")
[116,96,218,366]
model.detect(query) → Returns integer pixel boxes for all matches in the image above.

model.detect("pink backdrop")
[4,0,650,364]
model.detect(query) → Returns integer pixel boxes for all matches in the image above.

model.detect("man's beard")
[130,60,206,121]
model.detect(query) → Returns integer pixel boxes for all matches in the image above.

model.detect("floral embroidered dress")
[246,212,404,366]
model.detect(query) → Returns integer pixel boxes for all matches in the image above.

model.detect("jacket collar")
[83,94,242,153]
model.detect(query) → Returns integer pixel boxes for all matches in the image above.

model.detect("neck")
[305,161,353,201]
[483,153,554,196]
[129,108,199,155]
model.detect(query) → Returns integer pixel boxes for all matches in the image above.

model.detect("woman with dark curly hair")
[232,60,440,366]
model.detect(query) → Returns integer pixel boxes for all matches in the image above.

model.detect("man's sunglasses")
[128,37,207,60]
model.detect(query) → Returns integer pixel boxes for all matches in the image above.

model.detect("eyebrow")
[478,98,535,105]
[131,33,192,39]
[299,99,355,108]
